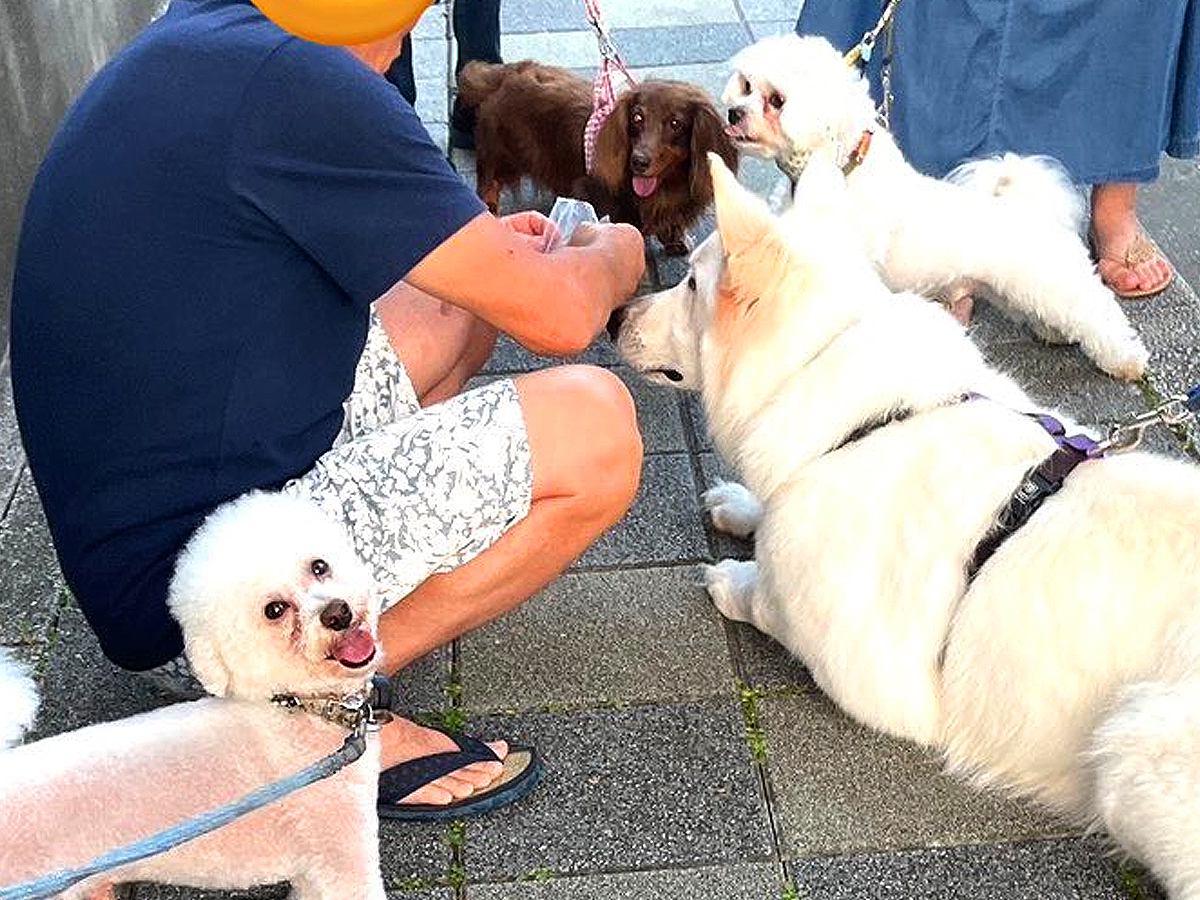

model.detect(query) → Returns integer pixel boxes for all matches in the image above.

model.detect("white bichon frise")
[0,492,388,899]
[613,154,1200,899]
[722,34,1149,383]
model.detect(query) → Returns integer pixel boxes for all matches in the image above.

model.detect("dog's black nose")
[728,107,745,126]
[319,600,353,631]
[630,152,651,174]
[606,306,627,342]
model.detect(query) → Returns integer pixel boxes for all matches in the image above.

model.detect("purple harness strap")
[966,403,1101,579]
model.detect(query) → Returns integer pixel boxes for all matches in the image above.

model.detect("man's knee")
[518,365,643,509]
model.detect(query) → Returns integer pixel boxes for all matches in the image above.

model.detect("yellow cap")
[251,0,436,46]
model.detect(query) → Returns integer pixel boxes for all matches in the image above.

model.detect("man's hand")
[501,210,560,252]
[571,222,645,307]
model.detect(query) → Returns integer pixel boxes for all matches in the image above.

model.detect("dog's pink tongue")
[632,176,659,198]
[332,628,376,668]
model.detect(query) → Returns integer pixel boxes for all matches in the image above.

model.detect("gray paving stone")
[501,0,741,34]
[463,702,772,880]
[617,366,687,454]
[0,471,69,648]
[30,604,172,738]
[0,369,26,509]
[503,24,749,70]
[378,818,456,891]
[414,2,449,39]
[684,392,714,451]
[630,62,732,100]
[392,643,452,716]
[761,693,1068,858]
[413,36,449,75]
[459,566,735,712]
[415,74,449,124]
[574,452,708,568]
[787,838,1127,899]
[739,0,800,23]
[748,19,795,40]
[481,334,621,375]
[981,338,1148,430]
[466,862,783,899]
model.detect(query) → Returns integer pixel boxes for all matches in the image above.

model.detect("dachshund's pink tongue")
[332,628,376,669]
[632,176,659,198]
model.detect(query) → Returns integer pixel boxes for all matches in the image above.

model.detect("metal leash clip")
[1096,390,1200,455]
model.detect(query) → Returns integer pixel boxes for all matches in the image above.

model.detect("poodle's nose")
[319,600,353,632]
[728,107,745,126]
[630,151,651,174]
[606,306,627,342]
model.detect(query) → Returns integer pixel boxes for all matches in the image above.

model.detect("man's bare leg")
[372,283,643,807]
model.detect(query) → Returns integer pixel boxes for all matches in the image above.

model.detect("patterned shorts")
[282,314,533,608]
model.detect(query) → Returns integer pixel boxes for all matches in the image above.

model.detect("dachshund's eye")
[631,108,645,126]
[769,92,785,110]
[310,559,330,578]
[264,600,288,621]
[669,117,683,131]
[687,275,697,291]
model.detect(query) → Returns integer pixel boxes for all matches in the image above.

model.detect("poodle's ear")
[690,101,740,206]
[592,91,634,194]
[181,630,230,696]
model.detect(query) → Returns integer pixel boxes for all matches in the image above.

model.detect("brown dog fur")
[457,60,739,254]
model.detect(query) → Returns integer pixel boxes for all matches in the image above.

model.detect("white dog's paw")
[703,559,759,623]
[703,481,763,538]
[1096,337,1150,382]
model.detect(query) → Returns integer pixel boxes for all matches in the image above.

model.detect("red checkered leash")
[583,0,636,174]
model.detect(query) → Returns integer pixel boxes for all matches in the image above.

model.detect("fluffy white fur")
[614,153,1200,899]
[0,492,387,899]
[0,648,38,749]
[722,34,1149,382]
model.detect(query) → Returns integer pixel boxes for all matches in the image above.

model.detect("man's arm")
[406,211,645,357]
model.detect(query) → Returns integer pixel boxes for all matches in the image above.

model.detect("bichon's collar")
[777,129,874,183]
[272,690,381,731]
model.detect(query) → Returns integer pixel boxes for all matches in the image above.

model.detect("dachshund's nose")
[606,306,627,342]
[319,600,353,631]
[630,151,651,174]
[728,107,746,126]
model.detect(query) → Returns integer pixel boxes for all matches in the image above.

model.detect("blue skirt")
[796,0,1200,182]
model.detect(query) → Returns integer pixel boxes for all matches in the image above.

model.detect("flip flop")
[376,731,544,822]
[1094,229,1175,299]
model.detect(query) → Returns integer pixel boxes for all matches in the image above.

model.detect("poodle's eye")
[264,600,288,621]
[310,559,330,578]
[769,92,785,110]
[687,275,697,291]
[740,76,751,96]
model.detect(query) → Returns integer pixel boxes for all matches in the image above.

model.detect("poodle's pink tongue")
[332,628,376,669]
[632,175,659,198]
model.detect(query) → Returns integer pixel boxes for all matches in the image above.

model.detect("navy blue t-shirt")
[10,0,484,670]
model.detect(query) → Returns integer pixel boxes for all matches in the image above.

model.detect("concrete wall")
[0,0,163,353]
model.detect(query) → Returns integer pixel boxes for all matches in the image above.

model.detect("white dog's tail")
[945,153,1085,236]
[0,647,39,748]
[1088,678,1200,899]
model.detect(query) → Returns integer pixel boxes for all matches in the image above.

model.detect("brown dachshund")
[457,60,739,254]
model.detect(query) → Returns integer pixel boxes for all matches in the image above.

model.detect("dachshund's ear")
[592,91,634,194]
[690,101,740,205]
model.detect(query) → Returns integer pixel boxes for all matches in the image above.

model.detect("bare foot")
[1091,183,1173,297]
[378,716,508,807]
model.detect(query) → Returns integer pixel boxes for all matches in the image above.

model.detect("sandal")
[1094,229,1175,299]
[376,730,543,822]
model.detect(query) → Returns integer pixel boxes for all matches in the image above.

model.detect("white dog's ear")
[707,152,775,259]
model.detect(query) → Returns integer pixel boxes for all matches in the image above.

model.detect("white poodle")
[723,34,1149,382]
[0,492,387,899]
[613,154,1200,899]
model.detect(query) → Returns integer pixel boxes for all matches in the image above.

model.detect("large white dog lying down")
[722,34,1149,383]
[613,154,1200,899]
[0,493,387,899]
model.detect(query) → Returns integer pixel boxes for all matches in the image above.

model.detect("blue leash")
[0,702,370,900]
